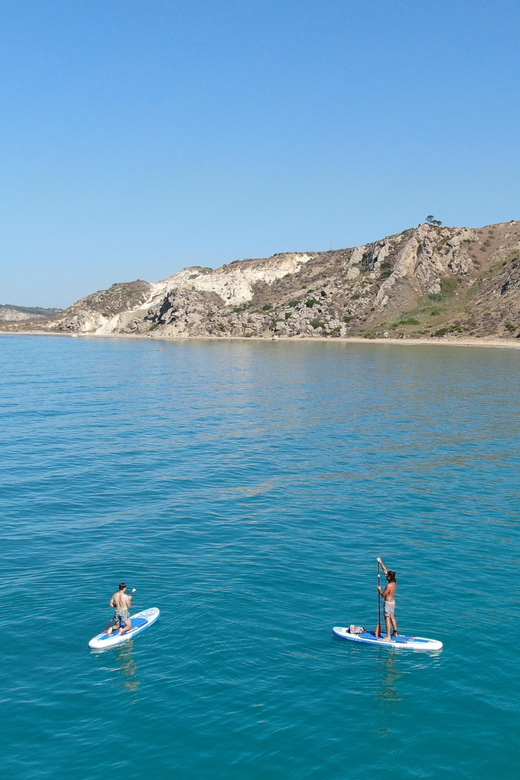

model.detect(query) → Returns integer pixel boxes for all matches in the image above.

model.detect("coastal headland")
[3,220,520,345]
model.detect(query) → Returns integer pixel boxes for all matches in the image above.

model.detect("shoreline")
[2,329,520,350]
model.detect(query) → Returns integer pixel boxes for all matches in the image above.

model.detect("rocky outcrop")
[4,221,520,340]
[57,280,153,333]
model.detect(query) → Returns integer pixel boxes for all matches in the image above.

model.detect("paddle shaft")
[102,611,131,634]
[376,561,382,636]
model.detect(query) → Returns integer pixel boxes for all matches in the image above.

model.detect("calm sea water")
[1,335,519,779]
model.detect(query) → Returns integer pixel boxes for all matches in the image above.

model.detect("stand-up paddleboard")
[89,608,160,650]
[333,626,442,651]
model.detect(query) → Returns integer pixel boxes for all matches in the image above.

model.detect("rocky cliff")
[3,221,520,340]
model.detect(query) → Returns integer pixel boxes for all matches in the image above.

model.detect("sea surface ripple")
[1,336,519,778]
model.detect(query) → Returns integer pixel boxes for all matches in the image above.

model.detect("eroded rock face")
[164,253,314,307]
[23,220,520,340]
[57,280,153,333]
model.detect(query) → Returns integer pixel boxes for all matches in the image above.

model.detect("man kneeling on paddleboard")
[107,583,136,636]
[377,558,398,641]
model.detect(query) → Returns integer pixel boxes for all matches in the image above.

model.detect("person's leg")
[119,617,133,636]
[391,615,399,636]
[108,619,120,635]
[382,615,392,641]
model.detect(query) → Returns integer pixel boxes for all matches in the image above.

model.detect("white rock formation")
[150,253,313,307]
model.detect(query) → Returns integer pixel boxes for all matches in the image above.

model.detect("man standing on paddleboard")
[377,558,398,641]
[107,583,135,636]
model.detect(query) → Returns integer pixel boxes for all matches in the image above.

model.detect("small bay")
[1,335,519,778]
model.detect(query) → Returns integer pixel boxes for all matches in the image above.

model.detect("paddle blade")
[375,622,381,637]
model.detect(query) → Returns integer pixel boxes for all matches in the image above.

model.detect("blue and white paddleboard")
[333,626,442,651]
[89,608,160,650]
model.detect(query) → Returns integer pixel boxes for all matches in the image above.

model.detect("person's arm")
[377,557,388,575]
[109,596,115,607]
[378,584,389,598]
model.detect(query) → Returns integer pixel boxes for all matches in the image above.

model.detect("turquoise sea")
[1,335,519,779]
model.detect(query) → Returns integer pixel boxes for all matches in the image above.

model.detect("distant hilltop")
[0,304,63,322]
[2,221,520,340]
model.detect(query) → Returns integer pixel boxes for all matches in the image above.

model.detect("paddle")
[375,560,382,637]
[102,616,116,635]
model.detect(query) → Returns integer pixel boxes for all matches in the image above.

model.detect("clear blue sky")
[1,0,519,307]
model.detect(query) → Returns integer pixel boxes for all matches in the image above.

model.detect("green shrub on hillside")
[380,261,393,280]
[440,277,460,297]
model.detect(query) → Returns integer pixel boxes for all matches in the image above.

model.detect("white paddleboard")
[89,608,160,650]
[333,626,443,651]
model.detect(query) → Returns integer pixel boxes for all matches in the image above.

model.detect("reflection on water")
[114,642,140,696]
[376,653,402,704]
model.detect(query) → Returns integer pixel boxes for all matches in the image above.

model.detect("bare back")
[110,591,132,610]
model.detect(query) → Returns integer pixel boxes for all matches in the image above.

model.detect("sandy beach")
[3,329,520,350]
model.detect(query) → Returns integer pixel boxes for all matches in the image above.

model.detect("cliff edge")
[3,221,520,340]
